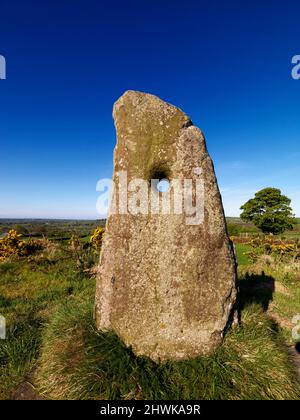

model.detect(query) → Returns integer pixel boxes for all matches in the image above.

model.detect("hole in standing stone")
[150,167,171,193]
[156,178,170,193]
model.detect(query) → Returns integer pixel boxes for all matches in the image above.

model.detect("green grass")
[238,258,300,344]
[1,236,300,400]
[235,243,251,266]
[0,318,42,398]
[0,246,95,399]
[35,298,300,400]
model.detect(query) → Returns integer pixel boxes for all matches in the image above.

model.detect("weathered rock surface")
[95,90,237,361]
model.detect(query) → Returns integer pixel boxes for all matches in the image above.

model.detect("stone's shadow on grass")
[237,271,275,324]
[0,294,12,308]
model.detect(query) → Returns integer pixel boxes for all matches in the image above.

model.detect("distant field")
[226,217,300,239]
[0,219,105,240]
[0,217,299,240]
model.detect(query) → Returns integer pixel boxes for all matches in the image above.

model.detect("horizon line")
[0,216,299,221]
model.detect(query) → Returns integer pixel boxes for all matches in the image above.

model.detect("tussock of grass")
[36,300,300,400]
[0,255,95,399]
[0,319,41,399]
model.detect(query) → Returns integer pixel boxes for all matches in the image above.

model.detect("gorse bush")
[227,223,240,236]
[66,227,104,274]
[0,230,24,261]
[90,226,105,251]
[246,235,300,263]
[68,234,98,274]
[0,230,42,262]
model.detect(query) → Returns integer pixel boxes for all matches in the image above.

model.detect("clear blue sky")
[0,0,299,218]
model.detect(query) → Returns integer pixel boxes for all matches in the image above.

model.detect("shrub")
[90,227,105,251]
[0,230,42,262]
[68,234,97,274]
[246,235,299,263]
[227,223,240,236]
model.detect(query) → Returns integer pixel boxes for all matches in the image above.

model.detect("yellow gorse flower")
[90,226,105,251]
[245,233,299,261]
[0,229,41,262]
[0,230,25,261]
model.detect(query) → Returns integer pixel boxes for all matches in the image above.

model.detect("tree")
[240,187,295,234]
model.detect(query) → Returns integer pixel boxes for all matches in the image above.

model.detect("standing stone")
[95,91,237,361]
